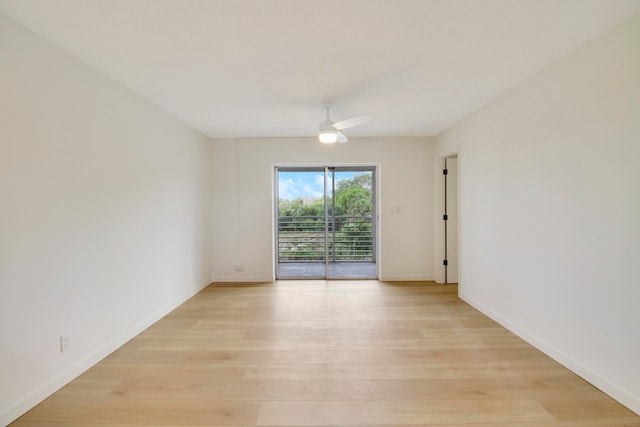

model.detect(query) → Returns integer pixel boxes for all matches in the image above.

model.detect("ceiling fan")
[276,102,372,144]
[317,102,372,143]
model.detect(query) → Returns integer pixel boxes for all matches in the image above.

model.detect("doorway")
[443,155,459,283]
[275,166,377,279]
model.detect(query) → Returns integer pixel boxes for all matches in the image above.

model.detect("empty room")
[1,1,639,426]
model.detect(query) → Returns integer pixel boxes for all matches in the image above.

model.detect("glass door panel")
[327,168,376,279]
[276,168,327,279]
[276,166,376,280]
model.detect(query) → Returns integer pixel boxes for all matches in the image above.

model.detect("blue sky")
[278,171,355,200]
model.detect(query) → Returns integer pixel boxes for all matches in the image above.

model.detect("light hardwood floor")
[11,281,640,426]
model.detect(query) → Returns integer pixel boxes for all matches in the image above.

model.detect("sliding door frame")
[274,164,378,280]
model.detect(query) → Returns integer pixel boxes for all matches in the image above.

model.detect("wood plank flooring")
[11,281,640,426]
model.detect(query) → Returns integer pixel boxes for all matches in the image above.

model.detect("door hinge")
[443,169,448,175]
[443,259,448,266]
[443,214,448,221]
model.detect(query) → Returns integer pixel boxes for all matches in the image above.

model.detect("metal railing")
[278,215,373,262]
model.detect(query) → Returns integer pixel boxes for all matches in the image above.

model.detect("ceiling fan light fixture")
[319,129,337,143]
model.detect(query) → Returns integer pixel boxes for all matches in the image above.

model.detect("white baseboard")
[459,291,640,416]
[1,281,211,427]
[212,273,436,283]
[378,275,435,282]
[213,275,437,283]
[212,275,274,283]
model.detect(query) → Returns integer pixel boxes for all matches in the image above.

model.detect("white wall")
[0,14,212,425]
[211,138,435,282]
[435,13,640,414]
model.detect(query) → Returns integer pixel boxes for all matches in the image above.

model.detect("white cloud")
[278,171,360,200]
[315,174,326,188]
[278,178,296,200]
[278,173,324,200]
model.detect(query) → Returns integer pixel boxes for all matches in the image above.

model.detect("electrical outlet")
[60,333,71,353]
[235,263,244,271]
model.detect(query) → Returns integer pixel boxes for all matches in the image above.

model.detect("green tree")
[336,173,372,192]
[279,197,323,217]
[334,173,372,216]
[335,186,371,216]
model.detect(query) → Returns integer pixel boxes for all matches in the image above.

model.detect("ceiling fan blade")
[337,131,348,143]
[269,127,316,131]
[332,114,372,130]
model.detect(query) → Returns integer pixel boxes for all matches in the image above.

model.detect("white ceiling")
[1,0,639,139]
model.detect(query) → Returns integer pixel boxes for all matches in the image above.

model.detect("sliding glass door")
[275,166,376,279]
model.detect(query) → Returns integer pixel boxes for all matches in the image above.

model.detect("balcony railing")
[278,215,373,262]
